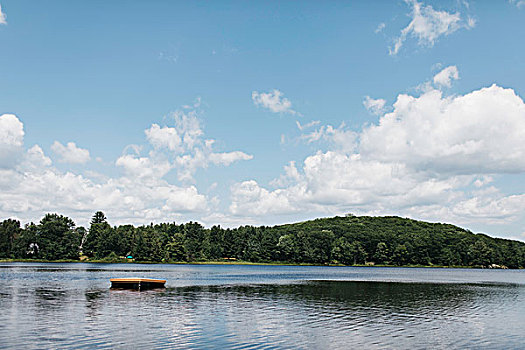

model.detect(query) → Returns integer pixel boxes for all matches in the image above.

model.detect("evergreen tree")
[83,211,109,257]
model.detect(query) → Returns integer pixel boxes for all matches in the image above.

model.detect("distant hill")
[266,215,525,268]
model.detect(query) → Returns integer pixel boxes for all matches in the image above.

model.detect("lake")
[1,263,524,349]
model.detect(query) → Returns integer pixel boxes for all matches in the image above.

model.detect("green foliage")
[1,213,525,268]
[277,234,296,261]
[101,251,120,262]
[35,213,81,260]
[206,225,223,260]
[373,242,389,264]
[83,211,108,257]
[184,222,205,261]
[468,240,493,267]
[0,219,21,258]
[332,238,367,265]
[166,231,186,261]
[13,223,39,258]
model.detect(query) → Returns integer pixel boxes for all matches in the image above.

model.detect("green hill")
[267,215,525,268]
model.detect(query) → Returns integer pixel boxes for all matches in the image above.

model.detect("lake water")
[1,263,524,349]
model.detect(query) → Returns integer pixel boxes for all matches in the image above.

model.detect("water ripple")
[1,264,525,349]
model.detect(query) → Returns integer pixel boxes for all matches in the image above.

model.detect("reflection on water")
[0,263,524,349]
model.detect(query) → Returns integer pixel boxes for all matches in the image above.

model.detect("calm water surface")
[1,263,524,349]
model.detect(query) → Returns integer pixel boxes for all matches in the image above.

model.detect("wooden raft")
[110,278,166,290]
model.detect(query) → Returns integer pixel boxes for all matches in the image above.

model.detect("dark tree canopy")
[35,213,81,260]
[90,211,107,225]
[0,219,21,258]
[1,213,525,268]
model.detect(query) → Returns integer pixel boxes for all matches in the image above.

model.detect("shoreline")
[0,258,509,269]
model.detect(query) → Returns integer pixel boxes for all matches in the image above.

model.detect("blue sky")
[1,0,525,241]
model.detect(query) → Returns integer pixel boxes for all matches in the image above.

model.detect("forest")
[0,212,524,268]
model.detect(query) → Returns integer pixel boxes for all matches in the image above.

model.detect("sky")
[1,0,525,241]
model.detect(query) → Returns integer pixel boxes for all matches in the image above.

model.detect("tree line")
[1,212,524,268]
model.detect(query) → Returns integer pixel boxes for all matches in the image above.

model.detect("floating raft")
[110,278,166,290]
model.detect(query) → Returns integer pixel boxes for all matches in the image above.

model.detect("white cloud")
[0,118,208,225]
[116,153,172,180]
[209,151,253,166]
[145,124,182,152]
[231,69,525,233]
[451,190,525,223]
[0,114,24,168]
[0,159,209,225]
[363,96,387,115]
[0,106,249,227]
[4,75,525,239]
[141,104,252,182]
[252,89,297,115]
[473,176,493,188]
[51,141,91,164]
[26,145,52,169]
[0,5,6,25]
[172,107,204,150]
[375,22,386,33]
[510,0,525,9]
[390,0,471,55]
[301,123,357,153]
[296,120,320,131]
[230,180,296,216]
[174,149,209,183]
[270,161,302,188]
[230,151,468,220]
[433,65,459,87]
[360,84,525,174]
[0,114,24,147]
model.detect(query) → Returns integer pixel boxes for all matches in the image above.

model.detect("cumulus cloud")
[145,124,182,152]
[0,104,250,226]
[433,65,459,87]
[0,114,24,146]
[452,190,525,223]
[0,5,6,25]
[270,161,302,188]
[51,141,91,164]
[230,180,296,216]
[25,145,52,169]
[360,84,525,174]
[390,0,473,55]
[115,153,172,180]
[140,104,252,182]
[0,127,208,226]
[231,69,525,232]
[0,157,209,225]
[252,89,297,115]
[363,96,387,115]
[0,114,24,168]
[230,151,468,221]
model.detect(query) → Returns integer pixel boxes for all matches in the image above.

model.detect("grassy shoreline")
[0,258,496,269]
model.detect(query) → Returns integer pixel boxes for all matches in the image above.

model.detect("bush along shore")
[1,212,524,268]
